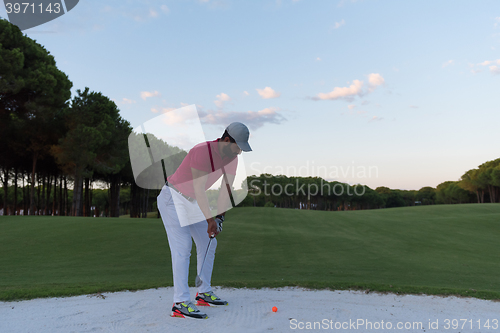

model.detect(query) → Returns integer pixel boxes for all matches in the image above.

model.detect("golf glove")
[215,215,224,233]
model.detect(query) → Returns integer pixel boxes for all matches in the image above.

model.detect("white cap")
[226,122,252,152]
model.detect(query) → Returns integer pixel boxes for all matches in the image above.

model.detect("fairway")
[1,204,499,301]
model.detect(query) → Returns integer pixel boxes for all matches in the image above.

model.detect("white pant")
[157,185,217,303]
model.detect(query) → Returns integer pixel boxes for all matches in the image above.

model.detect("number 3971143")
[5,2,61,14]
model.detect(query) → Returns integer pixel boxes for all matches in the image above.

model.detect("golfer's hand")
[207,218,218,238]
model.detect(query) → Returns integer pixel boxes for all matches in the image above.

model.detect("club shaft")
[199,237,212,277]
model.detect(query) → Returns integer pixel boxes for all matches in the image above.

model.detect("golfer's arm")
[191,168,213,221]
[217,173,236,216]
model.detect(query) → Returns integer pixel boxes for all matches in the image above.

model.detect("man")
[157,122,252,319]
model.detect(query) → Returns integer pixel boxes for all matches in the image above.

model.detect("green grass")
[1,204,500,301]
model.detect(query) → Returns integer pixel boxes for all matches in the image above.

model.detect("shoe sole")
[171,310,208,319]
[196,299,228,307]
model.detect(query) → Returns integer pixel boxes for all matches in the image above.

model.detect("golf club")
[195,236,214,288]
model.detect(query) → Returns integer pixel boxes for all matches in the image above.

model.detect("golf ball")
[272,306,278,312]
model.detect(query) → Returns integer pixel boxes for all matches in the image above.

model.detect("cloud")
[476,59,500,74]
[162,110,190,125]
[409,105,419,109]
[150,107,191,126]
[141,91,161,100]
[107,4,170,23]
[149,9,159,17]
[495,17,500,28]
[477,59,500,66]
[131,8,167,22]
[243,91,250,96]
[256,87,281,99]
[316,57,321,61]
[217,93,231,101]
[369,116,383,123]
[199,107,286,130]
[368,73,385,91]
[151,107,175,114]
[334,19,345,29]
[314,80,364,101]
[314,73,385,101]
[442,60,454,68]
[120,98,136,105]
[490,65,500,75]
[214,93,231,107]
[342,108,367,118]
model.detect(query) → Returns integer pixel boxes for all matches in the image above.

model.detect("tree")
[459,169,485,203]
[51,88,129,216]
[375,186,406,208]
[1,19,72,215]
[477,159,500,203]
[436,181,474,204]
[416,186,436,205]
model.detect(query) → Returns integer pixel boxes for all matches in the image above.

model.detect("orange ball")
[272,306,278,312]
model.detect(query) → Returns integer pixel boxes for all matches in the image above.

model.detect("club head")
[195,275,202,288]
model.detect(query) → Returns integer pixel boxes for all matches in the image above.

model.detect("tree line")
[237,157,500,210]
[0,19,165,217]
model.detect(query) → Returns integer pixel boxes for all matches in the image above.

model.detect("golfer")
[157,122,252,319]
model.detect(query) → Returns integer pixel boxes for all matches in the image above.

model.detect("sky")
[2,0,499,190]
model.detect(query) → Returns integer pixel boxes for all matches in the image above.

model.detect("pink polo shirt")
[167,139,238,198]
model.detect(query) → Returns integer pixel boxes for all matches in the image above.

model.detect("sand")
[1,287,499,332]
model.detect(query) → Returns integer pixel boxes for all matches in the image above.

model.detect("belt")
[166,181,195,202]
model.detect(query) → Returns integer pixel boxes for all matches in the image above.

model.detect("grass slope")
[0,204,499,301]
